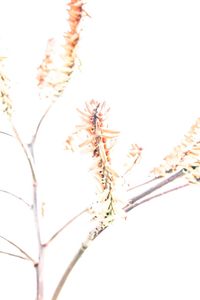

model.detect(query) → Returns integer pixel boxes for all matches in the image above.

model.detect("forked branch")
[0,235,36,264]
[45,208,89,246]
[125,183,189,212]
[0,250,28,261]
[124,169,184,211]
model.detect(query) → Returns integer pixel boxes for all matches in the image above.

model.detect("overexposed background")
[0,0,200,299]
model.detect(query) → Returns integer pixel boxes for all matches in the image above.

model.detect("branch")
[125,183,189,212]
[0,250,28,261]
[52,224,105,300]
[45,208,88,246]
[0,235,36,264]
[51,244,87,300]
[124,169,184,211]
[127,177,158,191]
[0,189,32,208]
[0,131,13,138]
[31,100,56,146]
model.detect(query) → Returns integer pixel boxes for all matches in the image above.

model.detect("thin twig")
[127,177,158,191]
[0,131,13,138]
[45,208,89,246]
[0,250,28,261]
[0,235,36,264]
[125,183,189,212]
[124,169,184,210]
[0,189,32,208]
[31,100,56,146]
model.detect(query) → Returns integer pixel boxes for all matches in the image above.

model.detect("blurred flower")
[37,0,85,98]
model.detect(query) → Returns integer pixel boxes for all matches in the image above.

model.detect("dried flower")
[65,100,144,234]
[37,0,85,98]
[0,57,12,117]
[66,100,126,229]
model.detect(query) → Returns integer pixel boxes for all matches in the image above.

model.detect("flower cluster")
[76,100,121,227]
[152,117,200,183]
[66,100,143,234]
[0,57,12,117]
[37,0,84,98]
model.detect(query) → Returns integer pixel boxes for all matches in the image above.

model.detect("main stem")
[35,246,45,300]
[29,142,44,300]
[34,188,44,300]
[11,124,43,299]
[28,97,59,300]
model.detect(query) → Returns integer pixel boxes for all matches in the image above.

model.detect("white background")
[0,0,200,299]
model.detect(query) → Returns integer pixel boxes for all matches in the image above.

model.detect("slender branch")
[124,169,184,210]
[51,244,87,300]
[31,100,56,146]
[0,189,32,208]
[45,208,88,246]
[52,224,105,300]
[125,183,189,212]
[0,235,36,264]
[127,177,158,191]
[0,131,13,138]
[0,250,28,261]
